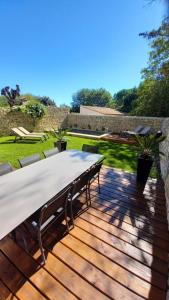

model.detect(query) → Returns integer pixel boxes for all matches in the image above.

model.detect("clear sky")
[0,0,165,105]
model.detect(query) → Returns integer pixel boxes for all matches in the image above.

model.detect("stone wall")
[160,118,169,300]
[0,107,69,136]
[160,118,169,230]
[67,113,164,133]
[34,107,68,131]
[0,108,34,136]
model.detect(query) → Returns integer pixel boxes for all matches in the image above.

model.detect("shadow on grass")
[0,139,40,145]
[93,140,137,172]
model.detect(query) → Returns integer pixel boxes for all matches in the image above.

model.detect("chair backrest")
[18,127,30,135]
[82,144,98,154]
[12,128,25,137]
[88,161,103,181]
[43,147,59,158]
[134,125,144,134]
[140,126,151,136]
[0,163,13,176]
[18,154,41,168]
[39,186,71,229]
[72,170,91,197]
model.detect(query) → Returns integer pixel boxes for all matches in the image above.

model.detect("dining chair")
[18,154,41,168]
[0,162,13,176]
[87,160,103,204]
[69,170,91,226]
[82,144,99,154]
[43,147,59,158]
[24,185,71,264]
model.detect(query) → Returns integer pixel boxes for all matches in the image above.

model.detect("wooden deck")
[101,134,137,145]
[0,167,168,300]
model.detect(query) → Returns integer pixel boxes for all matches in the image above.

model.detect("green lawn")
[0,135,138,172]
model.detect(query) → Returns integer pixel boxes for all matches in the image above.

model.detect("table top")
[0,150,103,240]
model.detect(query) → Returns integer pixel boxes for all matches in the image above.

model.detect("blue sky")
[0,0,165,105]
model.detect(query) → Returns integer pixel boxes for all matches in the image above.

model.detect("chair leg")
[65,208,70,232]
[85,186,89,206]
[88,183,91,206]
[38,230,45,265]
[11,230,16,241]
[98,173,101,194]
[70,199,74,228]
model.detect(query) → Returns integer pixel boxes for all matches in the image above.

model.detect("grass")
[0,134,138,172]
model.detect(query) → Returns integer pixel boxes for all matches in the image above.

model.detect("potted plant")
[135,133,166,189]
[54,127,67,152]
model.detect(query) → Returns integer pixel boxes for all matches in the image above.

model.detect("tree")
[131,19,169,116]
[1,85,22,108]
[71,88,113,112]
[38,96,56,106]
[60,104,70,110]
[0,96,8,107]
[25,102,45,125]
[114,88,138,113]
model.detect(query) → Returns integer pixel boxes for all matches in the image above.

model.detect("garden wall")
[160,118,169,300]
[67,113,164,133]
[160,118,169,228]
[0,107,69,136]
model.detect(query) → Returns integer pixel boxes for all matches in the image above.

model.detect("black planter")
[54,141,67,152]
[137,156,153,189]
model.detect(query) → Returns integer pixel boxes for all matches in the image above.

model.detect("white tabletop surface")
[0,150,103,240]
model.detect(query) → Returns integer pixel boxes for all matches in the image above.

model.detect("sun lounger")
[122,125,144,137]
[18,127,48,140]
[139,126,151,136]
[12,128,45,142]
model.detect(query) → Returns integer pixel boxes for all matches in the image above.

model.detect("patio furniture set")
[0,145,103,264]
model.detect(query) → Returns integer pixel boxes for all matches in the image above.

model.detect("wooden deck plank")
[0,166,168,300]
[44,252,110,300]
[75,217,168,275]
[91,181,167,216]
[100,168,166,199]
[81,209,168,261]
[91,199,169,239]
[0,252,46,300]
[71,224,167,290]
[90,200,169,248]
[60,234,166,300]
[0,280,18,300]
[0,239,77,300]
[47,240,145,300]
[94,177,167,210]
[90,189,168,225]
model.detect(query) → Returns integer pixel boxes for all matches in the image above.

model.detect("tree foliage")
[71,88,113,112]
[132,20,169,116]
[25,102,45,124]
[1,85,22,107]
[114,88,138,113]
[38,96,56,106]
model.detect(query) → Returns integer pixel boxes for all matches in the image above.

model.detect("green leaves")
[25,102,45,120]
[71,88,113,112]
[54,127,67,141]
[135,133,166,159]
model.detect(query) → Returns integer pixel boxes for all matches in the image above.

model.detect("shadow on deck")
[0,167,168,300]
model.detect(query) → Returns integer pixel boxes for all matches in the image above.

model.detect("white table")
[0,150,103,240]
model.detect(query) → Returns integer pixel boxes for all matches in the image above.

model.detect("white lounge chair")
[12,128,45,142]
[18,127,48,140]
